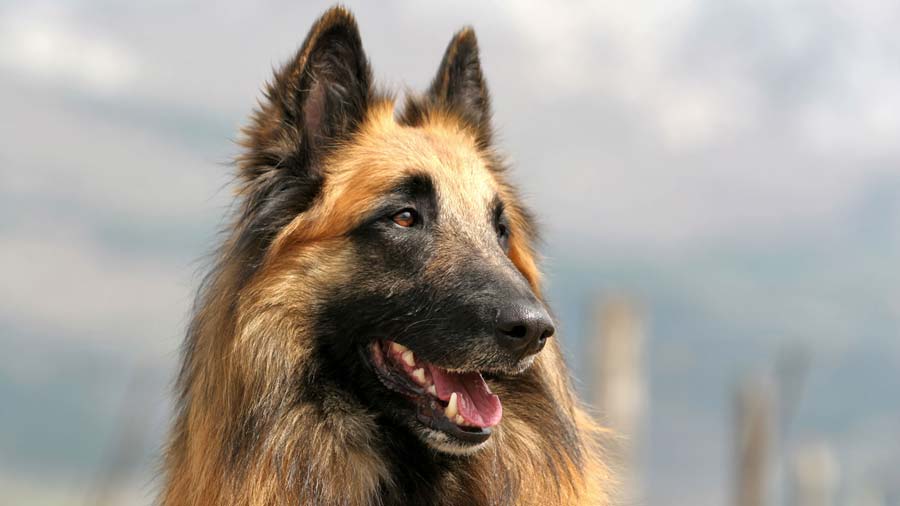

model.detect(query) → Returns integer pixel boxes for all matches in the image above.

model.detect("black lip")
[415,395,492,444]
[366,341,492,445]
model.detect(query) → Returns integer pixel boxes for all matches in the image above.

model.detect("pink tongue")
[428,366,502,428]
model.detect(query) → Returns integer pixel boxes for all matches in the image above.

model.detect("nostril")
[504,325,528,339]
[539,327,554,341]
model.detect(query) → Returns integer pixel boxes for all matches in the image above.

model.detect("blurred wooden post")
[734,380,773,506]
[591,298,646,504]
[789,443,838,506]
[851,486,885,506]
[85,370,152,506]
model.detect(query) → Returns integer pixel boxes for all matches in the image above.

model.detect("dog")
[160,6,609,505]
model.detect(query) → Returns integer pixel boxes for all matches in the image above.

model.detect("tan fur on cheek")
[508,232,542,294]
[236,240,355,373]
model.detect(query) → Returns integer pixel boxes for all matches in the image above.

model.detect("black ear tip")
[298,5,368,73]
[312,5,361,39]
[319,5,357,25]
[452,26,479,52]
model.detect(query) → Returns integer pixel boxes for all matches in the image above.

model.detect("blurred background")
[1,1,898,505]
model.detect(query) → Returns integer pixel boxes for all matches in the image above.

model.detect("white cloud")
[0,224,190,357]
[497,0,900,157]
[0,78,228,223]
[496,0,757,151]
[0,5,139,95]
[1,0,897,253]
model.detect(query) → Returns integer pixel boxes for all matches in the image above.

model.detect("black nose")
[494,303,555,357]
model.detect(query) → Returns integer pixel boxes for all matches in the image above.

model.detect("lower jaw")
[416,426,492,455]
[414,395,492,445]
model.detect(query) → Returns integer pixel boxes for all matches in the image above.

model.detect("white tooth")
[455,414,465,425]
[412,368,426,384]
[390,342,408,354]
[445,392,459,419]
[401,350,416,367]
[427,385,437,396]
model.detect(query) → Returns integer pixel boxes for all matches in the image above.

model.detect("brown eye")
[392,209,418,227]
[498,222,510,249]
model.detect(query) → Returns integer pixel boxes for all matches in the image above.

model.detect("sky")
[1,1,898,505]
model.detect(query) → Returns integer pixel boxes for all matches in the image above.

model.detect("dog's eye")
[497,222,510,249]
[391,209,418,228]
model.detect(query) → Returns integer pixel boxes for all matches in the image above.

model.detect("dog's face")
[315,112,555,454]
[238,9,553,455]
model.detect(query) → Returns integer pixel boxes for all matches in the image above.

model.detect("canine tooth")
[427,385,437,396]
[455,414,465,425]
[412,368,426,384]
[390,342,407,354]
[445,392,459,419]
[401,350,416,367]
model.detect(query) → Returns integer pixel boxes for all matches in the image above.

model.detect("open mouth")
[369,339,502,444]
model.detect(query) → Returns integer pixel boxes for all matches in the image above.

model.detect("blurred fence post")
[590,297,646,504]
[789,442,839,506]
[734,379,774,506]
[84,370,152,506]
[850,486,885,506]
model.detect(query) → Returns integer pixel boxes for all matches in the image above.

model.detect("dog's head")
[235,7,554,455]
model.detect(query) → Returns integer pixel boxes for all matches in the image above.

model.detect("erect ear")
[427,27,492,144]
[244,6,371,178]
[231,7,370,282]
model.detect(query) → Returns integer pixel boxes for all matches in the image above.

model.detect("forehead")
[324,102,499,214]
